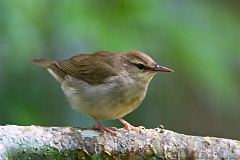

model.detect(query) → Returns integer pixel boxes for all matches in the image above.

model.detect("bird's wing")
[56,52,117,84]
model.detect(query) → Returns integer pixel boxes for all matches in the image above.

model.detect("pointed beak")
[152,64,174,72]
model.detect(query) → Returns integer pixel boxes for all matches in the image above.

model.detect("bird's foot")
[92,122,118,135]
[119,118,145,132]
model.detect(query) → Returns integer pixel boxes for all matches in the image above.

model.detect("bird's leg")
[93,120,117,135]
[119,118,145,131]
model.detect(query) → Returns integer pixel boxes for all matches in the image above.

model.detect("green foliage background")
[0,0,239,139]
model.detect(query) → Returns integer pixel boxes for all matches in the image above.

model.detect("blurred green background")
[0,0,239,139]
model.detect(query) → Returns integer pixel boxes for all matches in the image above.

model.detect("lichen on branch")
[0,125,239,159]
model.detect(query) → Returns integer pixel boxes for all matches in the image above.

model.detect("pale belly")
[61,76,147,120]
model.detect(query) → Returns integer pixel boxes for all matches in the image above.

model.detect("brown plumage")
[32,51,122,84]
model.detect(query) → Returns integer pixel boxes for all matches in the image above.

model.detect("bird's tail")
[32,58,66,83]
[31,59,54,68]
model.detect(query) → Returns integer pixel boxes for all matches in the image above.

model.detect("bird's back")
[32,51,120,84]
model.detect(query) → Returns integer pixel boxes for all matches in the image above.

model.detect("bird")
[32,50,174,134]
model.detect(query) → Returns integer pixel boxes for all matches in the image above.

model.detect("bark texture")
[0,125,239,159]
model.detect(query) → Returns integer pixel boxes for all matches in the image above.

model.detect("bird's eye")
[136,63,145,70]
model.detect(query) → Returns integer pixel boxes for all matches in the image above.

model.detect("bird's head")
[120,51,174,84]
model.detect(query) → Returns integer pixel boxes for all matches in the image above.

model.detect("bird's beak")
[151,64,174,72]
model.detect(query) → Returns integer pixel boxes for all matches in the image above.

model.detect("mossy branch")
[0,125,239,159]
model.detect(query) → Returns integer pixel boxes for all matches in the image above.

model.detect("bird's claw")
[92,123,118,135]
[119,118,145,132]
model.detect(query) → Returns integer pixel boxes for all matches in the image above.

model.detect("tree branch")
[0,125,239,159]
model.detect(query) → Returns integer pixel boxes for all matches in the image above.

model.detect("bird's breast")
[61,75,148,120]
